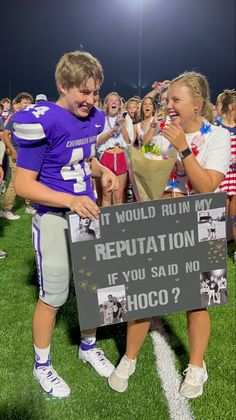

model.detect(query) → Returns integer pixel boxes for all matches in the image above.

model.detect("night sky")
[1,0,235,102]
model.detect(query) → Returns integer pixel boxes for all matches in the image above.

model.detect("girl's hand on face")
[162,121,188,152]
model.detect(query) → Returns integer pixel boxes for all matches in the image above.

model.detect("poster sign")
[67,193,228,330]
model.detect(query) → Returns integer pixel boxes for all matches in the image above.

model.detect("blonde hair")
[55,51,104,93]
[204,102,214,124]
[103,91,121,114]
[125,98,139,110]
[220,89,236,115]
[170,71,211,118]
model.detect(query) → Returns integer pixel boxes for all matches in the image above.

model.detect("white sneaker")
[179,362,208,398]
[0,249,7,259]
[78,347,115,378]
[108,355,136,393]
[0,210,21,220]
[25,205,36,215]
[33,365,70,398]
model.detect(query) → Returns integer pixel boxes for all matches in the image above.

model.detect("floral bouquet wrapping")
[127,142,176,202]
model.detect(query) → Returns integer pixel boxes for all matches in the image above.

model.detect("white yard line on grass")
[150,317,194,420]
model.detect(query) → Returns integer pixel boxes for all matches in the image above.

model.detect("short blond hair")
[125,98,139,110]
[171,71,211,118]
[55,50,104,93]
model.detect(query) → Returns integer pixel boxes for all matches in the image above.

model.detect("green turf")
[0,200,235,420]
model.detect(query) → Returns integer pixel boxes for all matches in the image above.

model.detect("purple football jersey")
[13,102,105,213]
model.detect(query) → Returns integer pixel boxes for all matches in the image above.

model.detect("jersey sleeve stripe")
[13,123,46,140]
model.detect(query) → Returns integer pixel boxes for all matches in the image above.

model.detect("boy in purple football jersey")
[13,51,119,398]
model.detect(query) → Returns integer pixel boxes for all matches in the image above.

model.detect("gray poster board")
[67,192,228,330]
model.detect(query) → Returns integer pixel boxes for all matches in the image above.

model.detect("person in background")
[97,91,130,206]
[0,92,34,219]
[35,94,48,103]
[215,91,224,124]
[0,104,5,134]
[124,97,139,144]
[0,139,7,259]
[108,71,230,399]
[132,95,142,122]
[1,98,11,125]
[216,89,236,253]
[132,96,157,147]
[146,80,170,101]
[13,50,118,398]
[142,85,170,145]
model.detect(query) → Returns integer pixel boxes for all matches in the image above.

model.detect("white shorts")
[32,212,71,307]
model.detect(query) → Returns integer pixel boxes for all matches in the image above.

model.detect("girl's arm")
[97,127,118,146]
[90,158,119,192]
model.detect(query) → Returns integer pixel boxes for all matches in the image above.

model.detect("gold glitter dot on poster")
[78,268,84,274]
[86,271,93,277]
[176,220,180,224]
[148,257,153,261]
[79,281,88,289]
[82,256,87,261]
[121,229,126,232]
[89,284,97,293]
[175,278,180,282]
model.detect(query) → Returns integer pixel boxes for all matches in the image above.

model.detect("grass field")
[0,199,235,420]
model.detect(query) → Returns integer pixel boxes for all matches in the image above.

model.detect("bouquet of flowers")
[127,141,176,202]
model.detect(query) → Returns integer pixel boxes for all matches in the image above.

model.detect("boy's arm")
[15,167,100,219]
[90,158,119,192]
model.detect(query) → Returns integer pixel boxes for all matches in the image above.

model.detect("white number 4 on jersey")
[32,106,50,118]
[23,104,50,119]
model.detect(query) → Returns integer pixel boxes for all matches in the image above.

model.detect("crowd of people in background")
[0,83,235,261]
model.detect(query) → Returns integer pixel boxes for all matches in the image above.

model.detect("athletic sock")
[80,334,96,351]
[34,344,51,369]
